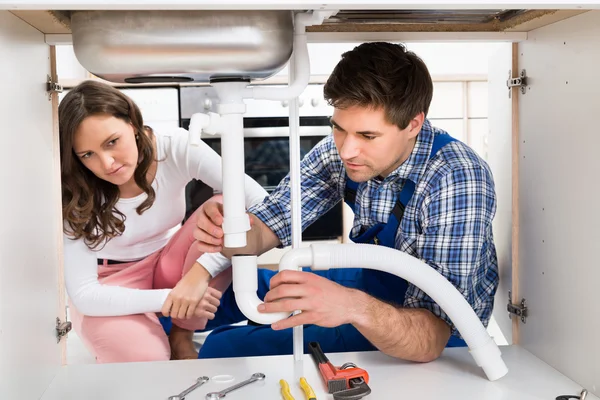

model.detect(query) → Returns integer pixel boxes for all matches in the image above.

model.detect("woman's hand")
[161,263,222,320]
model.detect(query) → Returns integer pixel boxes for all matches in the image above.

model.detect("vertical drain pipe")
[211,81,252,248]
[288,44,304,362]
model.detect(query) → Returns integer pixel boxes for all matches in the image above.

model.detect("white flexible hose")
[309,243,508,382]
[232,243,508,381]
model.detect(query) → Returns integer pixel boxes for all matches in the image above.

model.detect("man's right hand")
[194,196,280,258]
[193,199,226,254]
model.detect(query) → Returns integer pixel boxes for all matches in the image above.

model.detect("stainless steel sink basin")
[70,10,294,84]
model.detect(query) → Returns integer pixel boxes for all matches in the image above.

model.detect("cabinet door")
[0,11,64,399]
[518,11,600,397]
[486,42,514,345]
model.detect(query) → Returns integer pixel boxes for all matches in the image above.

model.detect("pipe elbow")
[234,291,290,325]
[231,249,313,325]
[232,255,290,325]
[279,247,312,272]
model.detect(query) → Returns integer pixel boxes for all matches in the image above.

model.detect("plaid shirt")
[248,120,499,337]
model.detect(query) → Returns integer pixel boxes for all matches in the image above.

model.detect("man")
[194,42,499,362]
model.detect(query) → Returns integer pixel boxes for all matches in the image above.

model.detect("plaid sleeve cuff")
[403,282,495,339]
[403,291,457,337]
[248,200,291,248]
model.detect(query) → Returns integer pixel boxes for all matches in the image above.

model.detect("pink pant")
[69,205,232,364]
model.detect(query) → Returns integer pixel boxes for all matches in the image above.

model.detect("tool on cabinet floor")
[280,379,296,400]
[300,377,317,400]
[556,389,588,400]
[308,341,371,400]
[279,377,317,400]
[168,376,209,400]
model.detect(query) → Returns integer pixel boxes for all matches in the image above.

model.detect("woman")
[60,80,266,363]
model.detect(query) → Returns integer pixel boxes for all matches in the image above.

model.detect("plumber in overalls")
[190,41,499,361]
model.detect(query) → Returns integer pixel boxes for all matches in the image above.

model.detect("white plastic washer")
[211,375,235,384]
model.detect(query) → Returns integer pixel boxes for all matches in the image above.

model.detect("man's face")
[331,105,423,182]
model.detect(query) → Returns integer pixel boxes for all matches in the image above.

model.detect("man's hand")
[161,263,222,320]
[193,198,226,254]
[257,270,356,330]
[193,196,276,259]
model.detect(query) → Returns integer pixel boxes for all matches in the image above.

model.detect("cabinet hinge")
[507,69,528,98]
[507,290,528,323]
[46,74,63,100]
[56,317,72,343]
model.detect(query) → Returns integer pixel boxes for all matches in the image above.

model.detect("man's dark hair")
[324,42,433,130]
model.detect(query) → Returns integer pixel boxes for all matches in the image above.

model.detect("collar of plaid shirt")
[377,119,437,186]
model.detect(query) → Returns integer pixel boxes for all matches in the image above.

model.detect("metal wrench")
[168,376,209,400]
[205,372,266,399]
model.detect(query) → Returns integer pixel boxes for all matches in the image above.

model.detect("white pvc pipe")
[306,243,509,382]
[212,82,252,248]
[210,11,336,245]
[232,249,312,325]
[287,46,304,361]
[218,8,338,346]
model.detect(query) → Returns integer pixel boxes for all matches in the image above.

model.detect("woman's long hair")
[59,80,156,250]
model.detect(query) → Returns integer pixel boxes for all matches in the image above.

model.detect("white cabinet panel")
[518,11,600,396]
[484,43,514,352]
[0,11,62,400]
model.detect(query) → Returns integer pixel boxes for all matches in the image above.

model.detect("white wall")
[0,11,62,399]
[270,42,504,76]
[56,42,503,81]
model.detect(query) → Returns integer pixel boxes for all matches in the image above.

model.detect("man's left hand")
[257,270,355,330]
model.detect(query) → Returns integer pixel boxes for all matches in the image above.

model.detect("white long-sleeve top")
[63,127,267,317]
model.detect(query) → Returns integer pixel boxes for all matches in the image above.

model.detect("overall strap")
[343,178,360,210]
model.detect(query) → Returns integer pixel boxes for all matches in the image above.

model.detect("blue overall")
[191,132,466,359]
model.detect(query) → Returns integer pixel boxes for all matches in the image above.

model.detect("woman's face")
[72,114,139,186]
